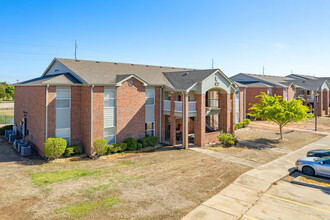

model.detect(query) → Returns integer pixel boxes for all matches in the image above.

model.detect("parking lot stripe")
[264,193,330,214]
[243,214,259,220]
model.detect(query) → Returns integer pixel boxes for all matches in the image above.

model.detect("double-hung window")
[55,87,71,144]
[104,88,116,144]
[145,87,155,137]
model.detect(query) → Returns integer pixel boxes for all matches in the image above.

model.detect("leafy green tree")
[0,86,5,99]
[248,93,313,139]
[5,85,14,98]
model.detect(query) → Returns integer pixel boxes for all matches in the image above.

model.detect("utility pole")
[263,66,265,75]
[75,40,78,60]
[315,92,319,131]
[212,58,214,69]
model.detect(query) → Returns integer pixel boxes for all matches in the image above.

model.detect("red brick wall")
[47,86,56,138]
[323,89,329,116]
[71,86,81,145]
[80,86,91,155]
[194,94,205,146]
[92,86,104,141]
[219,93,230,132]
[116,78,145,143]
[273,88,284,98]
[246,88,268,113]
[204,131,220,144]
[14,86,46,156]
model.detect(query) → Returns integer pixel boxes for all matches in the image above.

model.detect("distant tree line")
[0,82,14,100]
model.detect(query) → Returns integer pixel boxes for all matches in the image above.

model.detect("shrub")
[0,124,13,135]
[106,145,114,154]
[138,136,159,148]
[239,121,247,128]
[234,123,240,130]
[244,118,251,126]
[64,147,74,157]
[137,138,148,148]
[93,139,108,156]
[113,143,127,153]
[44,138,67,159]
[217,131,235,147]
[137,143,142,150]
[69,145,83,155]
[125,137,137,151]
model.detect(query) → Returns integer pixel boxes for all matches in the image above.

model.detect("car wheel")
[302,166,315,176]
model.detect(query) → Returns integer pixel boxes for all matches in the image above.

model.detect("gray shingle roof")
[239,73,293,87]
[56,58,193,89]
[15,73,81,86]
[163,69,217,90]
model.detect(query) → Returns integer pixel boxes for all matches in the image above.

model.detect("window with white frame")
[145,88,155,105]
[145,87,155,137]
[145,122,154,137]
[55,87,71,144]
[268,88,272,97]
[285,89,288,100]
[104,88,116,144]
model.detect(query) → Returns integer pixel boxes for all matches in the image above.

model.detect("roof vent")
[114,63,117,64]
[183,72,189,76]
[146,65,149,67]
[303,80,306,83]
[131,64,134,66]
[96,61,100,63]
[75,60,80,62]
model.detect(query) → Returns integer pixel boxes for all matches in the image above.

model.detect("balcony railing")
[297,94,314,102]
[206,99,219,108]
[163,100,197,113]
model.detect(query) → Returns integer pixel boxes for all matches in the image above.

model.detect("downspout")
[90,85,94,156]
[159,86,163,143]
[45,84,49,141]
[182,91,185,148]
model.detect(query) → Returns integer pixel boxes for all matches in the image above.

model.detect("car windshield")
[315,156,330,162]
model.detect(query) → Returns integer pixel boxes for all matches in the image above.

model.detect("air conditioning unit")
[5,130,13,139]
[14,139,23,151]
[20,145,31,157]
[18,142,26,153]
[8,134,17,143]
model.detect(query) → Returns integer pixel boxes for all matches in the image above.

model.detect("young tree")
[0,86,5,99]
[5,85,14,98]
[248,93,313,139]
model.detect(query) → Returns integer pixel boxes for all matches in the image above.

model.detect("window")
[285,89,288,100]
[104,88,116,144]
[56,87,71,145]
[230,100,233,112]
[164,91,171,100]
[268,89,272,97]
[145,122,154,137]
[146,88,155,105]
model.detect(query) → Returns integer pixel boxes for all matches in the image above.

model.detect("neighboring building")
[231,73,330,117]
[14,58,245,157]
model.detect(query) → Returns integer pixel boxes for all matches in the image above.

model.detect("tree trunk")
[280,126,283,139]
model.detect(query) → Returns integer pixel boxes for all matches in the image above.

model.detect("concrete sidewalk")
[183,134,330,220]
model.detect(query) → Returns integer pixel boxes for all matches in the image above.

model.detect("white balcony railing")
[188,101,197,112]
[174,101,183,112]
[297,94,314,102]
[163,100,171,111]
[163,100,197,113]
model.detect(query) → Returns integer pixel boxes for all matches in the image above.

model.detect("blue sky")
[1,0,330,83]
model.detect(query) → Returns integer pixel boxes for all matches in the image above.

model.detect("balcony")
[163,100,197,115]
[297,94,314,102]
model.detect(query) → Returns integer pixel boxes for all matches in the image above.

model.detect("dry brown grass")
[0,142,249,220]
[205,122,326,165]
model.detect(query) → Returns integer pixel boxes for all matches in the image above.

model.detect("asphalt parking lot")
[242,173,330,220]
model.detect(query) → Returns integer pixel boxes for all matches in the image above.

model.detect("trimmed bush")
[137,138,148,148]
[106,145,114,154]
[137,143,143,150]
[0,124,13,135]
[138,136,159,148]
[93,139,108,156]
[64,147,74,157]
[69,145,83,155]
[234,123,240,130]
[113,143,127,153]
[125,137,137,151]
[239,121,247,128]
[44,138,67,159]
[244,118,251,126]
[217,131,235,147]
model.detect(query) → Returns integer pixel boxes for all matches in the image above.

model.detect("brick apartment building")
[14,58,245,157]
[231,73,330,116]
